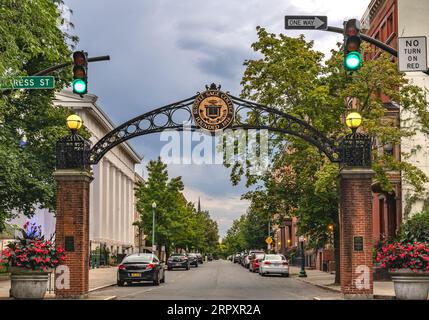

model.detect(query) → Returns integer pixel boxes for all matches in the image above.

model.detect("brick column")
[337,168,374,299]
[54,169,93,298]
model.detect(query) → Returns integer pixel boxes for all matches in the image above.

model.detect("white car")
[259,254,289,277]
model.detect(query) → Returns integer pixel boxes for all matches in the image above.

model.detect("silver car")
[259,254,289,277]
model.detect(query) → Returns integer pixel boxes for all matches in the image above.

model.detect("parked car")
[117,253,165,286]
[249,253,265,272]
[188,253,199,267]
[241,253,248,267]
[196,253,204,264]
[167,253,190,271]
[259,254,289,277]
[233,253,241,263]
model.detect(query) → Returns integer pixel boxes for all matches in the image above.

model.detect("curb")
[88,283,117,292]
[103,295,117,300]
[294,276,341,294]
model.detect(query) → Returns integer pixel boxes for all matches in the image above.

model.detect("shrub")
[398,209,429,244]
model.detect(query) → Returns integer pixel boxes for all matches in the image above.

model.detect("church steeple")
[197,197,201,213]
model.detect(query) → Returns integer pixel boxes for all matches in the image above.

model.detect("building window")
[387,14,393,39]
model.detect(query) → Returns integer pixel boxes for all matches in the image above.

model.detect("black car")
[167,253,190,270]
[187,253,199,267]
[196,253,203,264]
[117,253,165,286]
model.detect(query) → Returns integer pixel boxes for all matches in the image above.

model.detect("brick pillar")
[54,169,93,298]
[338,168,374,299]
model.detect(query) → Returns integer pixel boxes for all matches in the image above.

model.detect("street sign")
[284,16,328,30]
[265,236,273,245]
[398,36,427,72]
[0,76,55,90]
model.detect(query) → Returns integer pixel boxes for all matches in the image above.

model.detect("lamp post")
[152,201,157,253]
[298,235,307,278]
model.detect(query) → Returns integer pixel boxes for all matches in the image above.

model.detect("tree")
[0,0,78,231]
[135,157,220,256]
[226,27,429,283]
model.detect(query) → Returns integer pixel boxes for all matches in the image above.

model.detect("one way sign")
[285,15,328,30]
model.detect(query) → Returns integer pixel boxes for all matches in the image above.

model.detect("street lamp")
[345,112,362,133]
[298,235,307,278]
[66,114,83,133]
[152,201,157,253]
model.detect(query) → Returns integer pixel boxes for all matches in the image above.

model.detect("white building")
[8,90,143,259]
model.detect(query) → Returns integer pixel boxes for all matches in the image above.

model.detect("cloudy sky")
[63,0,370,237]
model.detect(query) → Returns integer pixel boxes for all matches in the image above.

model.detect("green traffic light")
[344,51,362,71]
[72,79,87,94]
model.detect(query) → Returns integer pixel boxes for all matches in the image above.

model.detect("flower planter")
[390,269,429,300]
[9,267,52,299]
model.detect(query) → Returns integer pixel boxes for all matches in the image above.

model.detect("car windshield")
[170,254,186,258]
[123,254,154,263]
[255,254,265,259]
[265,254,285,261]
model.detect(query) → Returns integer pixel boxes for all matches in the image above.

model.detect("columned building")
[8,90,143,263]
[54,90,143,258]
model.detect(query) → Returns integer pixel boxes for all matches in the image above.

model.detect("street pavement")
[91,259,341,300]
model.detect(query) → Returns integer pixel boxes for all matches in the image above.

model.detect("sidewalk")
[0,266,117,299]
[289,266,395,299]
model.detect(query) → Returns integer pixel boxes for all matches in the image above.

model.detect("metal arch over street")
[88,84,339,165]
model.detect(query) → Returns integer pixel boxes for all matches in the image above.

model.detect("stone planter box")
[9,267,52,299]
[390,269,429,300]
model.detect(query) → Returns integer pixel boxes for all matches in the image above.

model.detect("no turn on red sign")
[398,36,428,72]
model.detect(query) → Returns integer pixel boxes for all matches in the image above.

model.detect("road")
[92,259,340,300]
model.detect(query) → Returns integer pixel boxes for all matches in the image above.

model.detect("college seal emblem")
[192,84,234,133]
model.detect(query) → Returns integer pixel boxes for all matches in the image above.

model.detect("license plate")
[174,263,181,266]
[130,273,141,277]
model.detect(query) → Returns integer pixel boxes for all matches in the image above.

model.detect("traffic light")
[343,19,362,72]
[72,51,88,95]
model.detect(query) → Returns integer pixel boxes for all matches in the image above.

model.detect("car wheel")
[186,264,190,270]
[195,263,198,268]
[153,273,160,286]
[117,280,125,287]
[283,273,289,278]
[167,267,172,271]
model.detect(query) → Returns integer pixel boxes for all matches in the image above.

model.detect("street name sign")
[265,236,273,245]
[398,36,427,72]
[284,16,328,30]
[0,76,55,90]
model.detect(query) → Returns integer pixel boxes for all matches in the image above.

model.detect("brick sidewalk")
[289,266,395,299]
[0,266,117,299]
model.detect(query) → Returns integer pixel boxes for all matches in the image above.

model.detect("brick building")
[361,0,429,241]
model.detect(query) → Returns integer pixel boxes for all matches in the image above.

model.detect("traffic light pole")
[32,55,110,76]
[324,25,429,75]
[326,26,398,57]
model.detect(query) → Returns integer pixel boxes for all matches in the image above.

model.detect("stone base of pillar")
[54,169,93,298]
[338,168,375,298]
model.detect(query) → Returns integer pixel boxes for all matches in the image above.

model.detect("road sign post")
[284,15,328,30]
[0,76,55,90]
[398,36,427,72]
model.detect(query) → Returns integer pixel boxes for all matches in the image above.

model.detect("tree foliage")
[135,157,219,255]
[0,0,79,230]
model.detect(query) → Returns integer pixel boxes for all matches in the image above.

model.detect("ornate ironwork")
[338,132,372,168]
[56,133,91,170]
[88,88,340,164]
